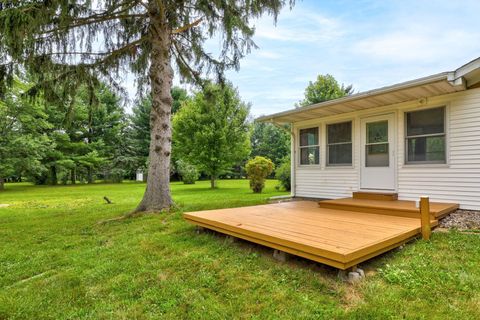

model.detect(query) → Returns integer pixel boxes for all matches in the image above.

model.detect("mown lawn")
[0,180,479,319]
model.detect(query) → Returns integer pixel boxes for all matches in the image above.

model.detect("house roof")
[257,57,480,124]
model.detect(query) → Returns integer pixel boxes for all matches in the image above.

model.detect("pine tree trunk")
[135,5,174,212]
[0,177,4,191]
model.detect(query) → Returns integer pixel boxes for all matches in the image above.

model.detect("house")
[185,59,477,270]
[257,57,480,210]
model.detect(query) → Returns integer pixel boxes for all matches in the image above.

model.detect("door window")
[365,120,389,167]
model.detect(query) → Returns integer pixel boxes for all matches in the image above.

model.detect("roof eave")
[257,56,480,124]
[256,72,451,123]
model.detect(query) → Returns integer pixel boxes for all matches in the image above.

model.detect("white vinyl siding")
[295,119,359,199]
[295,169,358,199]
[398,88,480,209]
[293,87,480,209]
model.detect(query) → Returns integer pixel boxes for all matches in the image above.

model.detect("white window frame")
[298,126,320,166]
[404,106,447,165]
[326,121,353,167]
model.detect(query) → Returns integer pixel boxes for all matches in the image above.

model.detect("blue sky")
[126,0,480,116]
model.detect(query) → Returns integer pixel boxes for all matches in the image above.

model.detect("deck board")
[319,198,459,219]
[183,200,457,269]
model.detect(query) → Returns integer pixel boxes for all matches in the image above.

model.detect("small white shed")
[136,169,144,182]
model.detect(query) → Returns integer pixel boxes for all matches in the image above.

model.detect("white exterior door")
[360,113,396,190]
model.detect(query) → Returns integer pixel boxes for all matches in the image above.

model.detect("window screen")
[327,121,352,165]
[405,107,446,163]
[299,127,319,165]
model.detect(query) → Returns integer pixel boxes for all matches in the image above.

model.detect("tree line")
[1,1,353,213]
[1,0,296,212]
[0,70,352,193]
[0,77,292,191]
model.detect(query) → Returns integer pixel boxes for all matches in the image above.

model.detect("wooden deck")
[184,199,458,270]
[319,198,459,219]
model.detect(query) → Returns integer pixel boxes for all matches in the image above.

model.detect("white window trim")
[325,120,354,167]
[404,105,447,165]
[297,126,320,167]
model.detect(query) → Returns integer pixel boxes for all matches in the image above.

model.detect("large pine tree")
[0,0,293,212]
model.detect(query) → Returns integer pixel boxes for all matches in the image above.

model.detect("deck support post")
[338,265,365,283]
[196,226,205,234]
[420,196,431,240]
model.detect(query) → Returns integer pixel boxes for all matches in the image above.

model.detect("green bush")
[176,160,200,184]
[275,156,291,191]
[245,156,275,193]
[109,168,126,183]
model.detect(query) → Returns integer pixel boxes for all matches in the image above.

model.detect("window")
[327,121,352,166]
[366,120,389,167]
[299,127,319,165]
[405,106,446,164]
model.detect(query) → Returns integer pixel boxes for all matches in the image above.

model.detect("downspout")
[447,71,467,90]
[270,120,296,198]
[290,123,296,198]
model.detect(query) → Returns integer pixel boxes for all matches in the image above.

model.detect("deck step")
[353,191,398,201]
[319,198,458,219]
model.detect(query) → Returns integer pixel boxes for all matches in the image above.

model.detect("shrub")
[110,168,126,183]
[275,156,291,191]
[176,160,200,184]
[245,156,275,193]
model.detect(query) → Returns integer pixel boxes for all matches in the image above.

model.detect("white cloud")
[353,28,480,63]
[254,50,283,59]
[254,9,344,43]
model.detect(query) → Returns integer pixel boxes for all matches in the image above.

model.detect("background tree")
[130,98,152,171]
[0,0,293,212]
[171,87,189,114]
[176,159,199,185]
[32,83,126,185]
[275,155,291,191]
[297,74,353,107]
[173,82,251,188]
[0,78,51,190]
[251,122,290,167]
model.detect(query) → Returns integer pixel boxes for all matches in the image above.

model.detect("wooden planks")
[318,198,458,219]
[353,191,398,201]
[183,201,438,269]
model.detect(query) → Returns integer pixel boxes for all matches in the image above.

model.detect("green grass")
[0,180,479,319]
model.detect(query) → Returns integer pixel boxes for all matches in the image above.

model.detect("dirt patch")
[0,204,10,208]
[339,283,364,310]
[439,209,480,230]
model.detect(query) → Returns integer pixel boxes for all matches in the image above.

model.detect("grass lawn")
[0,180,479,319]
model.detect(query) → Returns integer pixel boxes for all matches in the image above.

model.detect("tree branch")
[39,51,118,57]
[172,18,203,34]
[172,41,202,84]
[30,37,145,72]
[40,13,147,35]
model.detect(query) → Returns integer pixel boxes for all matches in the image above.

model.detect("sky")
[125,0,480,117]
